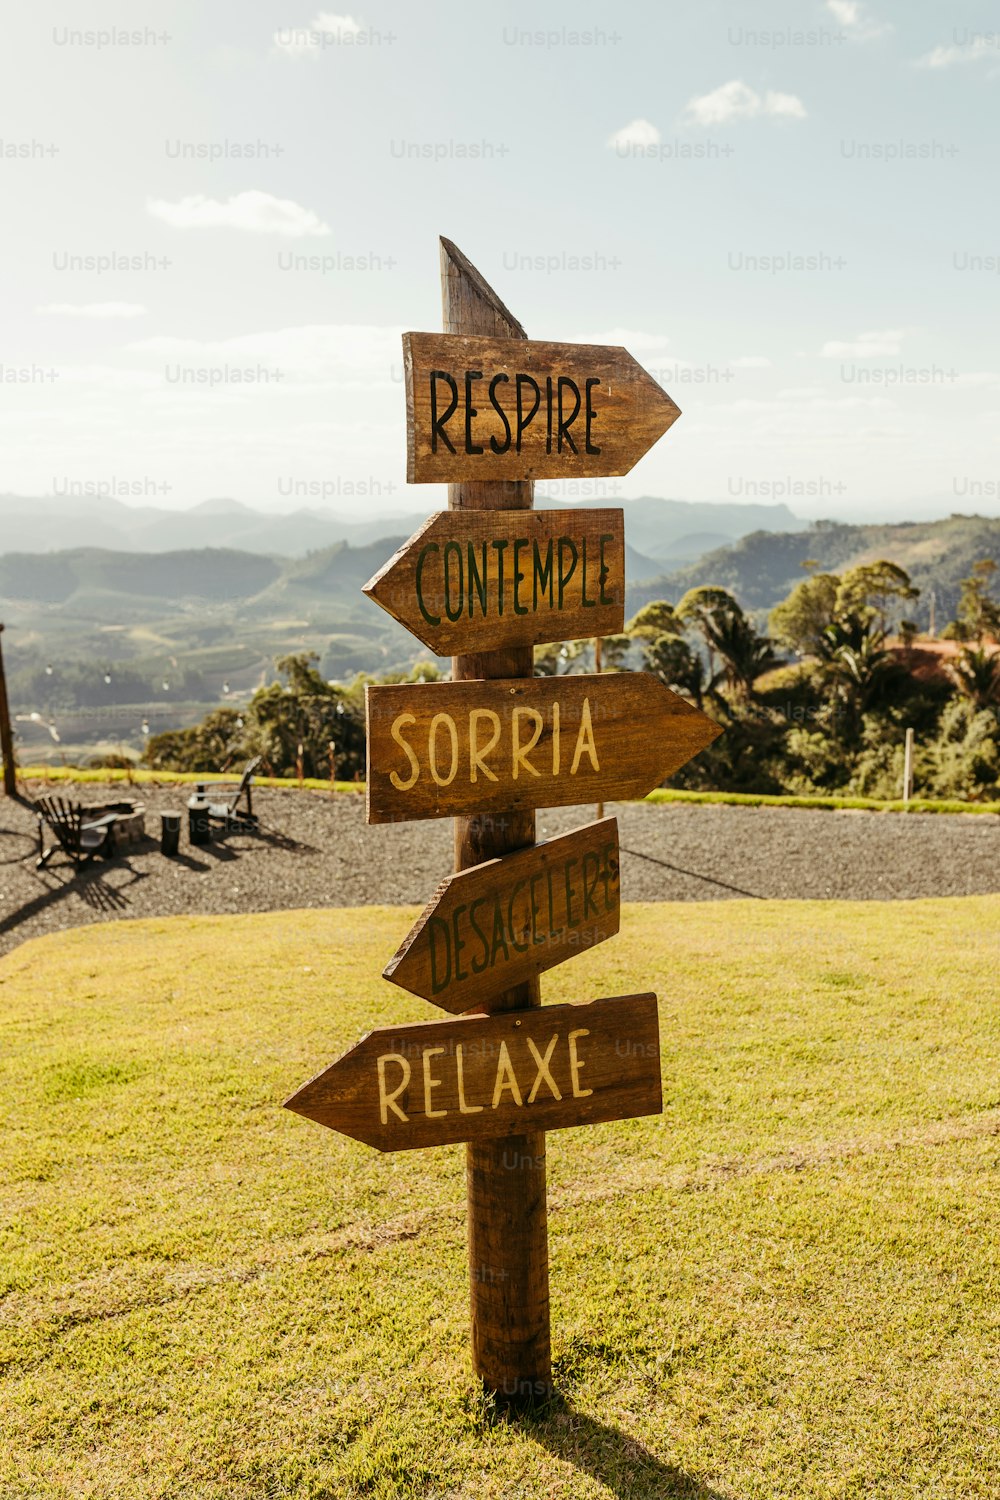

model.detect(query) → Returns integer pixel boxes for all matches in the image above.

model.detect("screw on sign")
[284,238,721,1408]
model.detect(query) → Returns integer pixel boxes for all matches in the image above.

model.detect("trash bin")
[160,811,181,857]
[187,786,211,846]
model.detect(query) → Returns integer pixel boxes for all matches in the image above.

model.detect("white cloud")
[606,118,660,149]
[951,371,1000,389]
[36,302,146,318]
[273,12,361,57]
[914,37,996,69]
[681,80,806,127]
[573,328,671,353]
[126,323,401,387]
[146,190,330,237]
[825,1,892,40]
[820,329,909,358]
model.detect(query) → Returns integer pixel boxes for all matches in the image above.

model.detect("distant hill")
[0,492,806,562]
[625,515,1000,626]
[0,548,280,606]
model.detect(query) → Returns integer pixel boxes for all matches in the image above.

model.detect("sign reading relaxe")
[363,509,625,655]
[365,673,722,823]
[284,993,661,1152]
[404,332,681,483]
[384,818,620,1013]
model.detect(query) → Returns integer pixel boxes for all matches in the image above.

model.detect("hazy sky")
[1,0,998,521]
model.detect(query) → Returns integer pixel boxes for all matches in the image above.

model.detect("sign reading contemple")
[365,673,722,824]
[384,818,620,1013]
[363,509,625,655]
[284,993,661,1152]
[404,332,681,483]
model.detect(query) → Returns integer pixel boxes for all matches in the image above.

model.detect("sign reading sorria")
[365,673,722,824]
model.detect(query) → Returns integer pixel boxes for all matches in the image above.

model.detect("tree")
[626,600,681,641]
[642,632,704,705]
[835,560,918,637]
[952,645,1000,710]
[947,560,1000,643]
[768,573,840,658]
[676,587,776,700]
[144,708,247,773]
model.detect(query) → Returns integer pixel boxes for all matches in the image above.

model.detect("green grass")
[15,765,364,795]
[13,765,1000,815]
[2,900,999,1498]
[645,788,1000,815]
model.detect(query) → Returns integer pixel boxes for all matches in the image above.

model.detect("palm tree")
[676,587,777,700]
[952,645,1000,709]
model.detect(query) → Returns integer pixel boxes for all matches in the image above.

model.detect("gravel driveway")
[2,781,999,957]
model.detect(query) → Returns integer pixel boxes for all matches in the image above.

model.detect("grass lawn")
[15,766,1000,816]
[1,900,999,1499]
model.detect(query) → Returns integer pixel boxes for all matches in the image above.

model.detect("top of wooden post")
[440,236,526,341]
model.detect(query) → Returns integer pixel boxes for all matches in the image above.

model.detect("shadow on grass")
[467,1386,727,1500]
[526,1399,725,1499]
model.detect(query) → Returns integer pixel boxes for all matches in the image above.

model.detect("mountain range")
[0,493,806,574]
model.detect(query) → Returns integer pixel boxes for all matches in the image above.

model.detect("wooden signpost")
[362,508,625,655]
[285,992,661,1152]
[383,818,621,1013]
[365,673,721,823]
[285,238,719,1407]
[404,332,682,483]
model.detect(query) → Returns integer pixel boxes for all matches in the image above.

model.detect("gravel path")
[2,781,999,957]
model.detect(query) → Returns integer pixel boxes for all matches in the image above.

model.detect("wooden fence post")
[0,624,17,797]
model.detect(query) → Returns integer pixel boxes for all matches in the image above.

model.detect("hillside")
[626,514,1000,625]
[0,493,805,564]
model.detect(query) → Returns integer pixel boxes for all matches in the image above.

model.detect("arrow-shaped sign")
[284,992,661,1152]
[385,818,620,1013]
[363,508,625,656]
[404,332,681,483]
[365,672,721,824]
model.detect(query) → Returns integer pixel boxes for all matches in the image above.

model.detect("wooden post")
[441,237,551,1406]
[0,624,17,797]
[594,634,604,821]
[903,727,914,804]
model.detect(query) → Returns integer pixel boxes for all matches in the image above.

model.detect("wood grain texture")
[384,818,620,1013]
[283,993,662,1152]
[405,331,682,483]
[362,508,625,655]
[440,235,548,1402]
[365,672,723,824]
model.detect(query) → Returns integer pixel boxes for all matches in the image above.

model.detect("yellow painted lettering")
[491,1040,523,1108]
[469,708,501,783]
[377,1052,411,1123]
[422,1046,447,1118]
[388,714,420,791]
[526,1034,562,1103]
[568,1028,593,1097]
[570,697,599,774]
[456,1043,483,1114]
[512,706,543,779]
[428,712,459,786]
